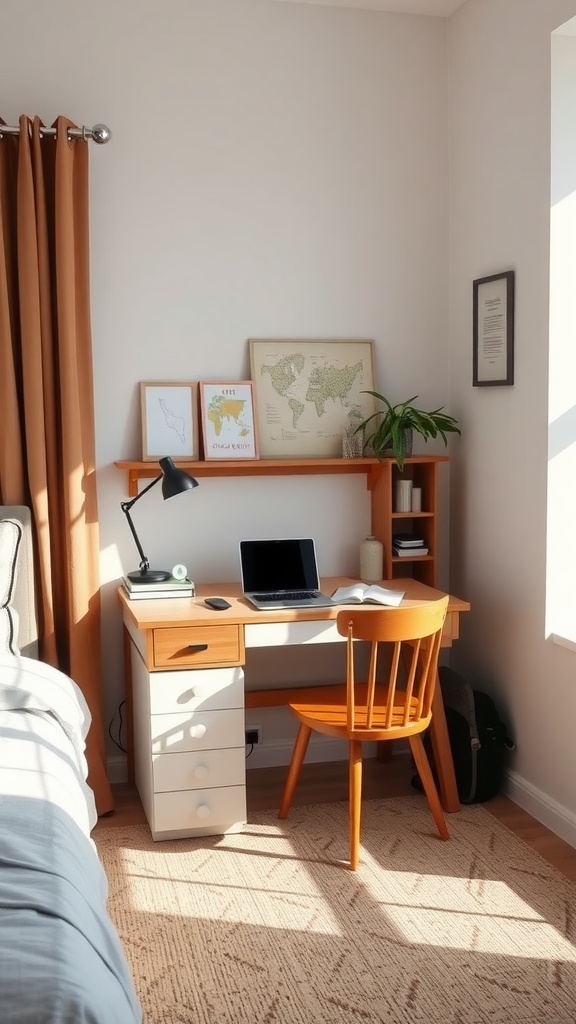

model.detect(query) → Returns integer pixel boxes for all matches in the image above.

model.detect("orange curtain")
[0,114,113,815]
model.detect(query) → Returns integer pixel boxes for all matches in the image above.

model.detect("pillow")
[0,519,23,655]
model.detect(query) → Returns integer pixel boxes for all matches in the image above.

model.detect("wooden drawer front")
[153,625,240,668]
[152,747,245,794]
[152,785,247,838]
[151,708,245,755]
[149,666,244,715]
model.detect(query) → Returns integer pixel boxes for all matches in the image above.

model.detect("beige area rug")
[94,797,576,1024]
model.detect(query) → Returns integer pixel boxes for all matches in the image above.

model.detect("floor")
[95,756,576,882]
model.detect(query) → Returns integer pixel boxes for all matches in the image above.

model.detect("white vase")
[395,480,413,513]
[360,536,383,582]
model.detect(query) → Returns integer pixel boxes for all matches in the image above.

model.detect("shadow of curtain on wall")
[0,113,113,815]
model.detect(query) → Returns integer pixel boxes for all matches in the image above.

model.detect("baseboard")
[244,735,381,770]
[504,769,576,849]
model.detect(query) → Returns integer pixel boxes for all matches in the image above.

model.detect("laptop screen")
[240,538,320,592]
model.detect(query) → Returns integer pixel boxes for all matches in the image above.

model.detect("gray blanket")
[0,793,142,1024]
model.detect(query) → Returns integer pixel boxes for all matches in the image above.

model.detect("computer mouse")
[204,597,231,610]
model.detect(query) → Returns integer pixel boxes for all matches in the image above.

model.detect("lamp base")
[127,569,172,584]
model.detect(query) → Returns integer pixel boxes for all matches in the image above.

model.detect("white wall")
[0,0,452,770]
[448,0,576,844]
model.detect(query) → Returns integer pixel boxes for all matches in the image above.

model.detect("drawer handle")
[190,724,207,739]
[196,804,210,819]
[187,643,208,653]
[194,764,209,780]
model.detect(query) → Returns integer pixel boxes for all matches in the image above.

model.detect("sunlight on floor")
[120,826,576,962]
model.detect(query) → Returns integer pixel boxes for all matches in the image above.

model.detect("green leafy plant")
[356,393,461,471]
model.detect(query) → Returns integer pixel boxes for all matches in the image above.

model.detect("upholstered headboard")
[0,505,38,659]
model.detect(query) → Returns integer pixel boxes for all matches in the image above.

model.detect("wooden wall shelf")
[115,455,447,496]
[115,454,449,586]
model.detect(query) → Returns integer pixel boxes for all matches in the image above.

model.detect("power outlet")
[245,727,261,745]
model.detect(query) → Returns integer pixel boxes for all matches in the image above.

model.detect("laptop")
[239,538,335,610]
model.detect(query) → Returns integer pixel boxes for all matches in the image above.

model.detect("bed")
[0,506,142,1024]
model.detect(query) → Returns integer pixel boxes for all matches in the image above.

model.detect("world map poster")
[249,339,377,459]
[200,381,259,460]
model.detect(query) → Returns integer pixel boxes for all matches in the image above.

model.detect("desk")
[120,577,470,840]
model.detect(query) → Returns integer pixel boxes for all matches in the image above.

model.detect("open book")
[331,583,404,607]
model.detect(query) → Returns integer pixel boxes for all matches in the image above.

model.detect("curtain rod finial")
[91,123,111,145]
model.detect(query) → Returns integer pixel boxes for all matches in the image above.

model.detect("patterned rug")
[94,796,576,1024]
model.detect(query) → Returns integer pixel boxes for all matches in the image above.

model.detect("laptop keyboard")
[253,591,317,602]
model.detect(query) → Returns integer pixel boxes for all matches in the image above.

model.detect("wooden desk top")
[119,576,470,631]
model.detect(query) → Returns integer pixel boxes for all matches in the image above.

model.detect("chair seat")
[290,682,431,741]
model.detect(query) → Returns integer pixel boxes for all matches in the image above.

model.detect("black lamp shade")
[159,456,199,499]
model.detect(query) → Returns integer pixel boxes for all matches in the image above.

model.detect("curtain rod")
[0,122,111,144]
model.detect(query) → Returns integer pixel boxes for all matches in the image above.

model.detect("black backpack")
[436,666,514,803]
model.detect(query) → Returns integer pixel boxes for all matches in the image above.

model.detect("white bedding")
[0,654,142,1023]
[0,654,97,834]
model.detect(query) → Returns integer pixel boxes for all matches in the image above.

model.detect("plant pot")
[382,428,413,460]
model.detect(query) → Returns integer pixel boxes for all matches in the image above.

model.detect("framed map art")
[249,338,377,458]
[199,381,259,460]
[140,381,199,461]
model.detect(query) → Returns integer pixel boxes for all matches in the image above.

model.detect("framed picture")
[249,338,377,458]
[473,271,515,386]
[140,381,199,461]
[199,381,259,460]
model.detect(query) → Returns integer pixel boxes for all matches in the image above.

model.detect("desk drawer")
[153,624,241,668]
[151,708,245,754]
[152,785,247,838]
[148,666,244,715]
[152,746,245,793]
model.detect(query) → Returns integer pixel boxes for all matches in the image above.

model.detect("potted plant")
[355,392,461,471]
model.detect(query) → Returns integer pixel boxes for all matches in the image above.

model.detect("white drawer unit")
[130,644,247,841]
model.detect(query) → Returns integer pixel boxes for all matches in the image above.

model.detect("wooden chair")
[278,596,450,870]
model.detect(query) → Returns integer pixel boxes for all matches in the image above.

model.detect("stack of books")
[392,533,429,558]
[121,575,195,600]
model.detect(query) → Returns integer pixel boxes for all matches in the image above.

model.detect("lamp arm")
[121,474,162,574]
[121,473,162,513]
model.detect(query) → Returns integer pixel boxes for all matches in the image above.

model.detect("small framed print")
[473,271,515,386]
[199,381,259,460]
[140,381,199,461]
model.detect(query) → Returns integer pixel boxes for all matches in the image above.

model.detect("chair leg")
[349,739,363,870]
[409,734,449,841]
[278,723,312,819]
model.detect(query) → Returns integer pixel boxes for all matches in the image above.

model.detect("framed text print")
[249,338,377,458]
[199,381,259,460]
[473,271,515,386]
[140,381,199,461]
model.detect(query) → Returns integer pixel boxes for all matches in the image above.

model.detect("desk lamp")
[121,456,199,583]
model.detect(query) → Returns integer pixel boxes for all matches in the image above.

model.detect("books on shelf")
[331,583,404,607]
[121,575,195,600]
[393,547,429,558]
[392,533,426,548]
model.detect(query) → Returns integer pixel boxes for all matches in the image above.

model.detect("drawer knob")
[193,764,209,780]
[187,643,208,653]
[196,804,210,819]
[190,723,207,739]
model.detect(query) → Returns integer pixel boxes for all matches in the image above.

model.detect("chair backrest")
[336,597,449,736]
